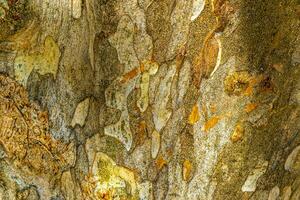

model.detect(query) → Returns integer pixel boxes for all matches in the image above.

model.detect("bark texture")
[0,0,299,199]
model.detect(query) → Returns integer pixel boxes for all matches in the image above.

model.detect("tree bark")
[0,0,299,199]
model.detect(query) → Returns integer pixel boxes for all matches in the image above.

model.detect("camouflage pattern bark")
[0,0,299,199]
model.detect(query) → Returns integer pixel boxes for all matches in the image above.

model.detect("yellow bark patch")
[14,36,60,86]
[224,71,252,96]
[137,60,159,112]
[183,160,192,181]
[202,116,220,132]
[244,75,265,96]
[82,152,138,199]
[151,130,161,159]
[71,98,90,127]
[188,105,200,125]
[245,103,258,113]
[72,0,82,19]
[230,123,244,143]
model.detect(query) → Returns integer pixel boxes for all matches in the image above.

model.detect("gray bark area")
[0,0,299,199]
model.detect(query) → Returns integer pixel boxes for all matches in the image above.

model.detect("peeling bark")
[0,0,299,199]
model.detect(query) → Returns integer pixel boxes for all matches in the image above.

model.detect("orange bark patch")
[156,156,167,170]
[244,85,253,96]
[139,120,146,132]
[140,62,145,73]
[120,67,141,83]
[210,104,217,113]
[202,105,208,116]
[193,32,220,87]
[213,0,235,32]
[119,60,157,84]
[183,160,192,181]
[203,116,220,132]
[245,103,258,113]
[272,63,284,73]
[188,105,200,125]
[202,34,220,77]
[243,76,264,96]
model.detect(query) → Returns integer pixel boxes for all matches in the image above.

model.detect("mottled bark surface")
[0,0,299,199]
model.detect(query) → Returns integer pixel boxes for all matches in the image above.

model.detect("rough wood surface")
[0,0,299,199]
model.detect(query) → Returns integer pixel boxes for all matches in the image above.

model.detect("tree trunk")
[0,0,299,199]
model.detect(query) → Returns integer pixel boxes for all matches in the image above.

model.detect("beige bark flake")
[117,0,154,62]
[177,59,191,105]
[151,130,160,159]
[0,7,5,19]
[285,145,300,173]
[242,161,269,192]
[167,0,193,60]
[268,186,280,200]
[61,142,77,167]
[61,171,75,200]
[86,0,96,70]
[109,15,139,72]
[137,61,159,112]
[72,0,82,19]
[138,181,153,200]
[230,123,244,143]
[138,0,154,10]
[272,63,284,73]
[282,186,292,200]
[71,98,90,128]
[0,0,8,19]
[210,35,222,77]
[191,0,205,21]
[152,63,177,132]
[104,75,137,151]
[14,36,60,86]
